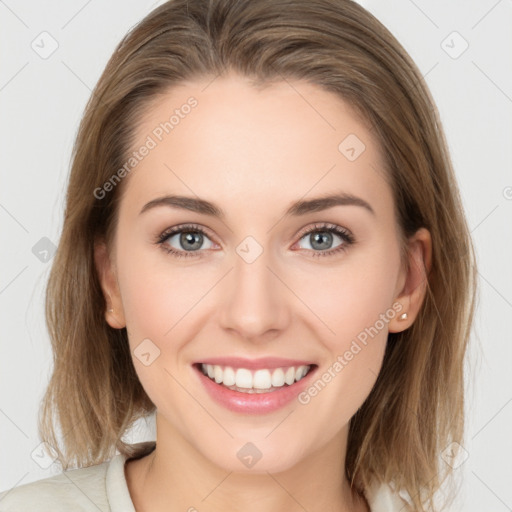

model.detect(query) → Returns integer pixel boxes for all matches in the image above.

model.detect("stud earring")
[399,312,408,321]
[108,307,114,313]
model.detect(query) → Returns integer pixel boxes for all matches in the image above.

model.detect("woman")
[0,0,476,511]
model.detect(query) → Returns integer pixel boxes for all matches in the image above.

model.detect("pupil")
[181,232,202,251]
[311,232,332,250]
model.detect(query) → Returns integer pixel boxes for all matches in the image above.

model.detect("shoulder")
[0,441,155,512]
[365,480,414,512]
[0,460,110,512]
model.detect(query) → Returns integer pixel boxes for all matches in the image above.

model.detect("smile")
[193,359,318,413]
[200,363,312,393]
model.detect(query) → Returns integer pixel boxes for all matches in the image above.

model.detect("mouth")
[195,362,314,394]
[192,359,318,414]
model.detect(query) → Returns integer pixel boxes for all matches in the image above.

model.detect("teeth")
[223,366,236,386]
[253,369,271,390]
[235,368,252,388]
[200,363,311,390]
[271,368,285,387]
[284,367,295,385]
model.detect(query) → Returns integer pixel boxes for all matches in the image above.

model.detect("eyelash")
[155,222,355,259]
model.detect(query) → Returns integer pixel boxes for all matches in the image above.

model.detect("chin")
[193,435,308,475]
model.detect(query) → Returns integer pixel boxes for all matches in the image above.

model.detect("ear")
[94,239,126,329]
[388,227,432,333]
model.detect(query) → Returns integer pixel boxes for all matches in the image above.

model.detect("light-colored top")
[0,441,412,511]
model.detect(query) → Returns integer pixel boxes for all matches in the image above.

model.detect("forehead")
[121,73,392,219]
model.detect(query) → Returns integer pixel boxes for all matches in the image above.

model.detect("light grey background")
[1,0,511,509]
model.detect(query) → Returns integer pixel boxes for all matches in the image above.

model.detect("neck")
[126,415,369,512]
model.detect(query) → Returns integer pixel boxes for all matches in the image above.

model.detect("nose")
[218,247,291,342]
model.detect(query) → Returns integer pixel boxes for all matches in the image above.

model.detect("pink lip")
[193,363,317,414]
[196,356,314,370]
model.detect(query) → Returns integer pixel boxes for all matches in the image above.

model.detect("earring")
[399,312,408,321]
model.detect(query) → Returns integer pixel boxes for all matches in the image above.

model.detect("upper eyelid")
[296,222,350,237]
[159,223,213,239]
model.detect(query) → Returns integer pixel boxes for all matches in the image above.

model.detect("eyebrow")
[139,191,375,218]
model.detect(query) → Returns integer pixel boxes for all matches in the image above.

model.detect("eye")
[155,222,355,259]
[294,223,355,257]
[156,223,216,259]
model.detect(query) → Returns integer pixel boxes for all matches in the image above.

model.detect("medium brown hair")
[39,1,477,510]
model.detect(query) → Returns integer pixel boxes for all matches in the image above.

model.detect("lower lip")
[194,365,317,414]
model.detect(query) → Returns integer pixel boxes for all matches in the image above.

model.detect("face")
[96,72,425,474]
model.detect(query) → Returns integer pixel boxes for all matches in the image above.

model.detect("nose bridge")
[218,240,290,340]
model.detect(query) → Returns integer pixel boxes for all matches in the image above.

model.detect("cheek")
[296,240,400,407]
[114,246,208,420]
[303,243,401,349]
[115,237,211,342]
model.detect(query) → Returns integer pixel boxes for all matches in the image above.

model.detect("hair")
[39,0,477,510]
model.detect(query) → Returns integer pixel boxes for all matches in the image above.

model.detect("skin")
[95,72,431,512]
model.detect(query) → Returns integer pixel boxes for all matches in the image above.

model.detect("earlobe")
[388,227,432,333]
[93,240,126,329]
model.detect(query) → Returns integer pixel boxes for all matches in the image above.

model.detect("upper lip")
[195,357,316,370]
